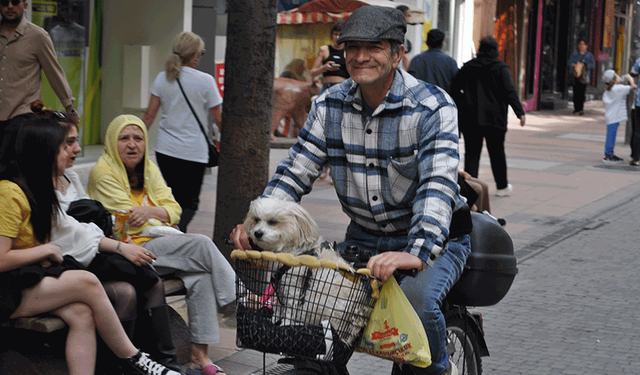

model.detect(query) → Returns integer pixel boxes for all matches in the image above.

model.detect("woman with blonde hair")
[143,31,223,233]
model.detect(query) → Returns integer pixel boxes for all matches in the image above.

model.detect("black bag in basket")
[236,303,327,358]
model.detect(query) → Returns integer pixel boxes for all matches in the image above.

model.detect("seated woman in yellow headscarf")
[87,114,234,375]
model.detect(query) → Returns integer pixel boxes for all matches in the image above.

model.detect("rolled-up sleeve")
[37,31,75,108]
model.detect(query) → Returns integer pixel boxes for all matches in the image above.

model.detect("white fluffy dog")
[244,197,320,254]
[243,197,372,347]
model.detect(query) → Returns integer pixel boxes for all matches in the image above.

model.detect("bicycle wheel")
[446,315,483,375]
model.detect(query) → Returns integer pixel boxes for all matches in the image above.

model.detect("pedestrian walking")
[142,31,222,233]
[601,70,636,163]
[450,36,525,197]
[396,5,413,71]
[568,38,595,115]
[628,57,640,166]
[408,28,458,93]
[0,0,79,136]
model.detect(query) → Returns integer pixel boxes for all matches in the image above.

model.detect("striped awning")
[278,11,351,24]
[278,0,424,25]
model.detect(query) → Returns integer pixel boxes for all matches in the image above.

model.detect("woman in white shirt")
[143,31,223,233]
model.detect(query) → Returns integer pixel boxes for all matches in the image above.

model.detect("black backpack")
[66,199,114,237]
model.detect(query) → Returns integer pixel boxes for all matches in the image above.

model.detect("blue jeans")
[605,122,619,156]
[338,222,471,375]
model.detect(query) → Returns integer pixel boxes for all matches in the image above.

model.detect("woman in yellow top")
[0,117,179,375]
[87,114,235,375]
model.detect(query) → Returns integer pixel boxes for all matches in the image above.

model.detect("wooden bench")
[0,277,190,375]
[4,277,186,333]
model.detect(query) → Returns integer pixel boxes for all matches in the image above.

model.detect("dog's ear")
[243,199,261,229]
[292,204,320,248]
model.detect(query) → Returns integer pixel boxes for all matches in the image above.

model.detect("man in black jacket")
[450,36,525,197]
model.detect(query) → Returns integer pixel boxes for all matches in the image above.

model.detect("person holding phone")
[310,21,350,94]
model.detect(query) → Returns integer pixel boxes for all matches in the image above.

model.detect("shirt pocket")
[386,154,419,205]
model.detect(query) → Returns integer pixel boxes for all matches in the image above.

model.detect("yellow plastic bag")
[356,277,431,368]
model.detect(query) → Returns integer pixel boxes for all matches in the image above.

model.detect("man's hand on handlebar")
[367,252,423,282]
[230,224,252,250]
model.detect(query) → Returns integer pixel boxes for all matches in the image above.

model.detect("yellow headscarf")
[87,115,182,236]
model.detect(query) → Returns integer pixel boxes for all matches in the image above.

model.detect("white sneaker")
[495,184,513,197]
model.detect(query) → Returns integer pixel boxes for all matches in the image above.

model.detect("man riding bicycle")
[231,6,472,375]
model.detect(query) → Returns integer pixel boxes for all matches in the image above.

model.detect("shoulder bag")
[572,54,589,85]
[176,77,219,167]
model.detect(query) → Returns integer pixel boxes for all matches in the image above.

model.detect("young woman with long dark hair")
[0,116,180,375]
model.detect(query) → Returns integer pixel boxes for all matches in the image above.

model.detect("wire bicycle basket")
[231,249,380,369]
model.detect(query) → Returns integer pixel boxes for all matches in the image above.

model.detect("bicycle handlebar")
[345,245,418,278]
[225,240,418,278]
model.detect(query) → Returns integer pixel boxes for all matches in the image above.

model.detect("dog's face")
[243,197,320,254]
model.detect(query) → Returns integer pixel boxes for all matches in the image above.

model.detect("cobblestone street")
[480,194,640,375]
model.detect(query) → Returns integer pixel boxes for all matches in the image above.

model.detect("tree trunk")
[214,0,277,261]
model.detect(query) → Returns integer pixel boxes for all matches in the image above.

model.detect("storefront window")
[611,0,633,75]
[438,0,452,55]
[572,0,592,46]
[33,0,88,115]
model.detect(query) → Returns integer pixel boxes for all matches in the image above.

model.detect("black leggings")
[155,152,207,231]
[573,81,587,112]
[631,108,640,161]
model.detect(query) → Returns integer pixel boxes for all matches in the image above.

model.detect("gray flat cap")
[337,6,407,45]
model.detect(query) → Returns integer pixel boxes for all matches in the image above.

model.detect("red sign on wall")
[215,62,225,98]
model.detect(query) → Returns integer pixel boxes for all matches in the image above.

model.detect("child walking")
[602,69,636,163]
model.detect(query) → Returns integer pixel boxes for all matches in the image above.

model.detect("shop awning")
[277,0,424,25]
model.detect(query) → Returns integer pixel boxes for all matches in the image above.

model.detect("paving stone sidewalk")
[479,191,640,375]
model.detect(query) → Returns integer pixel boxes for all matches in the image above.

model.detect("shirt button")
[372,196,378,201]
[366,129,372,134]
[381,224,387,228]
[368,163,374,168]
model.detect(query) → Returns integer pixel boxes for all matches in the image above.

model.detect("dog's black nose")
[254,230,263,239]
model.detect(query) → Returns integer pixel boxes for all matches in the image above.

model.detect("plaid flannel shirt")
[264,69,467,265]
